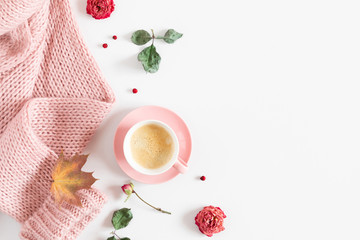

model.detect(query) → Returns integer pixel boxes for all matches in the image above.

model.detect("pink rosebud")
[121,183,134,196]
[195,206,226,237]
[86,0,115,20]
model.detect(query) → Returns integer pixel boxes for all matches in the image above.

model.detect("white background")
[1,0,360,239]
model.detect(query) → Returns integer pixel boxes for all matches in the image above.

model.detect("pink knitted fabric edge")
[0,0,115,239]
[20,189,106,240]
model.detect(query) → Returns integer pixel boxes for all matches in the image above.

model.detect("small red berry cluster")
[102,35,117,48]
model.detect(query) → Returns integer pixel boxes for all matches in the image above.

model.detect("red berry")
[200,176,206,181]
[132,88,138,94]
[102,43,108,48]
[113,35,117,40]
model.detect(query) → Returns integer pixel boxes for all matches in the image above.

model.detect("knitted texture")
[0,0,115,239]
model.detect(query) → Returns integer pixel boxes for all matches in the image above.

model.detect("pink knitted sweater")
[0,0,115,239]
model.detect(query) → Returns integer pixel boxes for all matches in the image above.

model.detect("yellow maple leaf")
[50,152,98,207]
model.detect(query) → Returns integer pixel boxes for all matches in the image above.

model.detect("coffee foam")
[130,124,174,169]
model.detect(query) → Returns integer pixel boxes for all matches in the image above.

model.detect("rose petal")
[86,0,115,20]
[195,206,226,237]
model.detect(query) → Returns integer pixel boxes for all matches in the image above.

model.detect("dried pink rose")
[86,0,115,20]
[195,206,226,237]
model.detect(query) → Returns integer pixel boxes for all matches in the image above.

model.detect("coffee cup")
[123,120,188,175]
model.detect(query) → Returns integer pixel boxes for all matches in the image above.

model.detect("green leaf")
[107,237,117,240]
[120,238,131,240]
[137,44,161,73]
[131,30,152,45]
[111,208,133,230]
[163,29,183,44]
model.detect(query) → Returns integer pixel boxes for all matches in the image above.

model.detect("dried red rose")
[195,206,226,237]
[86,0,115,20]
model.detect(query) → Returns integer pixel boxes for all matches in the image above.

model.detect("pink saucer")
[113,106,192,184]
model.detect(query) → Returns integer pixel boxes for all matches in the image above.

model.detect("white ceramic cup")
[123,120,188,175]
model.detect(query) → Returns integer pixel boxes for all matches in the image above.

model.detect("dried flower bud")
[121,183,134,195]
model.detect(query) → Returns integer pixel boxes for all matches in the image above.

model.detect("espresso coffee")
[130,123,175,169]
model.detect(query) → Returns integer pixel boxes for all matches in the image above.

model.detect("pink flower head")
[195,206,226,237]
[86,0,115,20]
[121,183,134,202]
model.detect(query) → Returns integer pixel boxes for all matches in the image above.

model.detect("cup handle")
[173,157,188,174]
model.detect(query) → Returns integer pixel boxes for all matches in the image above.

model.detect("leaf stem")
[111,230,121,239]
[151,29,155,45]
[133,190,171,215]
